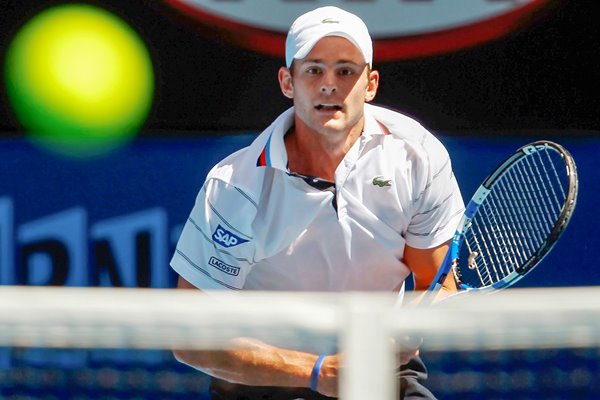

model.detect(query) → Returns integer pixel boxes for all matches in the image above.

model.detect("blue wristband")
[310,354,327,392]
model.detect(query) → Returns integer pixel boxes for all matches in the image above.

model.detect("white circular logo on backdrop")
[166,0,552,60]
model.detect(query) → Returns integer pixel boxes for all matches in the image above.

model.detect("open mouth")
[315,104,342,111]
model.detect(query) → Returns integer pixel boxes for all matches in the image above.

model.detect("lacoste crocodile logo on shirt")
[372,176,392,187]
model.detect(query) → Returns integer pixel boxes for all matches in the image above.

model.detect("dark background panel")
[1,0,599,134]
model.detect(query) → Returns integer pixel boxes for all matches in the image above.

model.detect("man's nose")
[320,72,337,94]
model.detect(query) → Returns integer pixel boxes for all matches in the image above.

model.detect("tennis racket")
[428,140,578,294]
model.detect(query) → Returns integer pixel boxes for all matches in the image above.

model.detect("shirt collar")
[256,106,389,169]
[256,108,293,170]
[363,108,391,138]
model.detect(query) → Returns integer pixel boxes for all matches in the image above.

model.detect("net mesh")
[1,286,599,399]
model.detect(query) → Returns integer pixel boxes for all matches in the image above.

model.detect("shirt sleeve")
[170,177,257,290]
[404,134,465,249]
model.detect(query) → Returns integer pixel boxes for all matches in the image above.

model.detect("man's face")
[279,36,379,137]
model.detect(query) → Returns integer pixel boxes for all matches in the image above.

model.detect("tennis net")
[1,286,599,399]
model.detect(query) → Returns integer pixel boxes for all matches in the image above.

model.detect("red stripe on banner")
[165,0,552,61]
[374,0,554,60]
[165,0,285,58]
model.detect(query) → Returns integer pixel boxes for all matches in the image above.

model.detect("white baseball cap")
[285,6,373,68]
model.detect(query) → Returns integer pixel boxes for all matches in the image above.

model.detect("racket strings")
[467,179,537,284]
[518,150,564,233]
[459,146,569,288]
[510,162,552,247]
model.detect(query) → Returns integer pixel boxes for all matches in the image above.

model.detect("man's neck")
[285,118,364,182]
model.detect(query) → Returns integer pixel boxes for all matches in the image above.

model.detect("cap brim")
[291,31,368,66]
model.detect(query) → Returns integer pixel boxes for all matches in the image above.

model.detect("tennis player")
[171,6,464,399]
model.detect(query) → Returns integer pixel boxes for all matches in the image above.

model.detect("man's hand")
[315,354,340,398]
[395,335,423,367]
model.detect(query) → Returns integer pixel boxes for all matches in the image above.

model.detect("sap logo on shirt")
[212,225,249,248]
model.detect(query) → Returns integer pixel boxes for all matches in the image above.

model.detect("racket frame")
[427,140,578,293]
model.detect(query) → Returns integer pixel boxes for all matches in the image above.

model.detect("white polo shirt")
[171,104,464,293]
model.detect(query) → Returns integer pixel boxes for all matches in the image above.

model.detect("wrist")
[310,354,327,392]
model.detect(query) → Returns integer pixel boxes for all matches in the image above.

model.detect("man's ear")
[278,67,294,99]
[365,69,379,102]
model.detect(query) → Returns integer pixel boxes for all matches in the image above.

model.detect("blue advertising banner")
[1,134,598,290]
[0,135,255,289]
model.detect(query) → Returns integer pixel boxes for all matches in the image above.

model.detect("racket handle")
[428,248,454,291]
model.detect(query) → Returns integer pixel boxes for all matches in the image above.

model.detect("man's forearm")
[173,337,338,395]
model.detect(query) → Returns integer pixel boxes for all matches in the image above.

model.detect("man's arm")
[172,276,339,397]
[403,241,457,297]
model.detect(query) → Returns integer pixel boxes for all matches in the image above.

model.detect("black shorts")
[208,356,436,400]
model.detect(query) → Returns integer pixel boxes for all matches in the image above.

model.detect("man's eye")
[307,67,321,75]
[338,69,353,76]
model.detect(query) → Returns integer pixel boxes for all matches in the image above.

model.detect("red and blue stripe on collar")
[256,131,273,167]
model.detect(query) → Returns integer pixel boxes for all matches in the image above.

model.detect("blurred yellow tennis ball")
[4,4,154,157]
